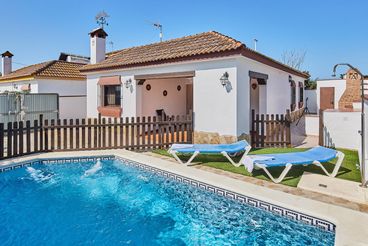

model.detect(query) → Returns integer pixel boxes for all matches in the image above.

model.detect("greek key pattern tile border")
[0,155,335,232]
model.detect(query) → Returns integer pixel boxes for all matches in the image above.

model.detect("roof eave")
[35,76,86,81]
[80,49,243,74]
[0,76,35,83]
[240,47,309,79]
[80,46,309,79]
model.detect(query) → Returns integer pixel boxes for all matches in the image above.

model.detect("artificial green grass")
[152,148,361,187]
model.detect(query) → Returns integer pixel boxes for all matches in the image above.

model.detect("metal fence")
[0,93,58,128]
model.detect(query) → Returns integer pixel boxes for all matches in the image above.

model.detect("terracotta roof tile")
[82,31,308,78]
[82,31,244,72]
[0,60,85,82]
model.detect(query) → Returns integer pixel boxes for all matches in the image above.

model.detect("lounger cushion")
[253,146,337,167]
[170,140,249,154]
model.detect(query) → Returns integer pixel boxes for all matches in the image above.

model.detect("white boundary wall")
[305,89,317,113]
[0,79,87,119]
[316,79,346,111]
[323,110,360,150]
[363,100,368,181]
[305,115,319,136]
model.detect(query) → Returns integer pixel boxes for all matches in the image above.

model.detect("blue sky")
[1,0,367,78]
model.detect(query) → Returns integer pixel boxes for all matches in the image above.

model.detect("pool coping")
[1,150,368,245]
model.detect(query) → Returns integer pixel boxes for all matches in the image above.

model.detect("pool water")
[0,159,335,245]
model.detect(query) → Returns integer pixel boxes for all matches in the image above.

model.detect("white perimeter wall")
[37,79,87,119]
[317,79,346,111]
[0,79,87,119]
[86,58,238,136]
[305,89,317,113]
[323,110,360,150]
[363,100,368,181]
[305,115,319,136]
[0,80,38,93]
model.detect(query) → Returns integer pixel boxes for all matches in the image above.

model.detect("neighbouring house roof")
[59,52,90,62]
[81,31,309,78]
[0,60,86,83]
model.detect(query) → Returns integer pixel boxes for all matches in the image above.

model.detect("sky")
[1,0,367,79]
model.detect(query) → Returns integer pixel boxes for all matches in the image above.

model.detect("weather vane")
[95,11,110,29]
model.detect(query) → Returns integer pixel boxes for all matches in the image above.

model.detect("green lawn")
[152,148,361,187]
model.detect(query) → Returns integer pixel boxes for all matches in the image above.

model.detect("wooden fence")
[251,110,291,148]
[286,107,305,123]
[0,115,193,160]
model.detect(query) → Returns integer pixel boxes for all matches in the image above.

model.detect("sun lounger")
[168,140,251,166]
[243,146,345,183]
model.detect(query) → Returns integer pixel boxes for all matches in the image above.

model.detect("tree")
[281,49,306,70]
[304,78,317,89]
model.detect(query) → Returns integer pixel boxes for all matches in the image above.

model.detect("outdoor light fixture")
[220,72,229,86]
[332,63,367,187]
[125,78,132,89]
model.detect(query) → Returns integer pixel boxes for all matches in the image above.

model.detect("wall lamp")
[220,72,229,86]
[124,78,132,89]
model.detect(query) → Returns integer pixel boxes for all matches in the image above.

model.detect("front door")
[320,87,335,110]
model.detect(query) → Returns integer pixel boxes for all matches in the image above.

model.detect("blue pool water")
[0,158,335,245]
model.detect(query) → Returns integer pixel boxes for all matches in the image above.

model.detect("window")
[290,79,296,111]
[299,82,304,107]
[103,85,121,106]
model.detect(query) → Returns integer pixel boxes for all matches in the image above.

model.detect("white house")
[81,28,309,144]
[0,51,87,119]
[305,69,368,150]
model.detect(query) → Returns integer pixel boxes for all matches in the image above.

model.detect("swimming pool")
[0,157,335,245]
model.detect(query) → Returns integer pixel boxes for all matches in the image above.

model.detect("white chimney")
[89,28,108,64]
[2,51,13,76]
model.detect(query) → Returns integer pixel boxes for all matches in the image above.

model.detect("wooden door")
[320,87,335,110]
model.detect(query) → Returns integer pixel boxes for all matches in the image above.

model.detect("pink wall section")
[139,78,191,117]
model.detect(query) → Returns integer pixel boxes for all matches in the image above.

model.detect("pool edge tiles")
[0,155,336,233]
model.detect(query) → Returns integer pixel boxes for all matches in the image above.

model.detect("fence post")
[285,121,291,147]
[69,119,74,150]
[13,122,18,156]
[50,119,55,150]
[39,114,44,151]
[18,121,23,155]
[319,109,324,146]
[0,123,4,159]
[75,119,80,149]
[113,118,118,148]
[44,120,49,151]
[98,114,101,148]
[251,110,255,147]
[7,122,12,158]
[130,117,135,150]
[34,119,38,152]
[26,121,31,154]
[125,117,129,149]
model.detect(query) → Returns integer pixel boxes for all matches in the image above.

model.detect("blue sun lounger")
[244,146,345,183]
[168,140,251,166]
